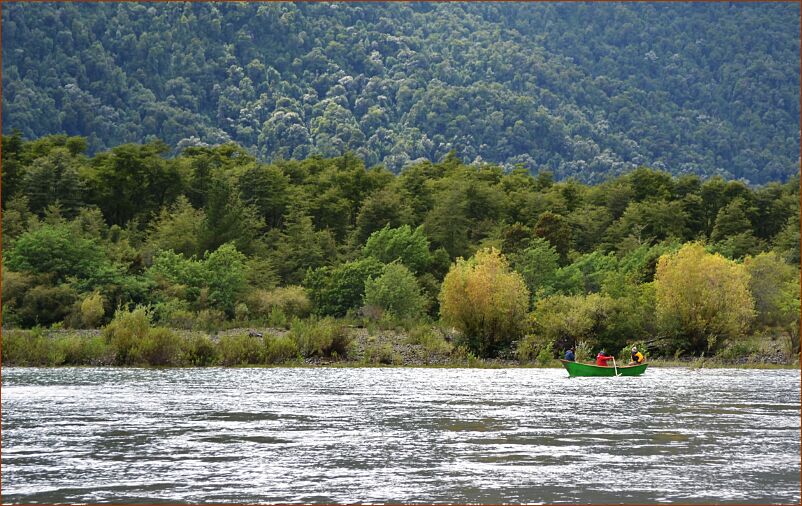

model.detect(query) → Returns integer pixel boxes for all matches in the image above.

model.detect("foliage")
[80,291,105,328]
[362,225,433,274]
[217,334,264,366]
[5,223,108,282]
[439,247,530,357]
[247,286,311,321]
[363,263,428,321]
[304,257,384,317]
[744,252,800,328]
[3,4,798,184]
[101,306,152,365]
[289,317,351,358]
[655,243,755,354]
[263,335,300,364]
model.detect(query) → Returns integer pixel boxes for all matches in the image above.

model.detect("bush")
[516,334,554,363]
[152,299,196,329]
[268,307,289,329]
[80,291,105,328]
[247,286,311,320]
[102,306,151,365]
[1,328,64,366]
[139,327,183,366]
[407,325,452,355]
[234,302,250,322]
[194,309,226,332]
[182,334,219,366]
[363,341,400,365]
[263,335,300,363]
[575,340,594,363]
[217,334,264,365]
[289,317,351,358]
[716,341,759,363]
[655,243,755,354]
[304,258,384,317]
[363,263,428,321]
[17,284,77,328]
[54,334,113,365]
[439,248,530,357]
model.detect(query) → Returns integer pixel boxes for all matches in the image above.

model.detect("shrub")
[655,243,755,354]
[575,340,594,363]
[363,263,428,321]
[263,335,300,363]
[716,341,759,363]
[139,327,183,366]
[80,291,105,328]
[194,309,226,332]
[217,334,264,366]
[289,317,351,358]
[102,306,151,365]
[53,334,113,365]
[304,258,384,317]
[516,334,554,363]
[439,248,530,357]
[234,302,250,322]
[17,284,77,328]
[247,286,311,320]
[152,299,195,329]
[182,334,218,366]
[363,341,400,365]
[1,328,64,366]
[268,307,289,329]
[407,325,452,355]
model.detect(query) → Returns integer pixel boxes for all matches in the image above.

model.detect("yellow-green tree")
[439,247,530,357]
[655,243,755,354]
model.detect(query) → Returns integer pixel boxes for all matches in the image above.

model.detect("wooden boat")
[559,359,648,377]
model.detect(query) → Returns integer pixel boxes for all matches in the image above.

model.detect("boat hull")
[559,359,647,377]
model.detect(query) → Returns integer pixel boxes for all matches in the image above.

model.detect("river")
[2,367,800,504]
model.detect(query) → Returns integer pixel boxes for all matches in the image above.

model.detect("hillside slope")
[2,2,799,183]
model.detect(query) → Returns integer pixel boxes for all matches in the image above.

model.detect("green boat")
[559,359,648,377]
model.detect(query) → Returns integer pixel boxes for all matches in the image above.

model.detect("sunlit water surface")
[2,367,800,504]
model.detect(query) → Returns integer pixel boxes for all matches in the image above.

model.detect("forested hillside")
[2,135,800,363]
[2,2,799,183]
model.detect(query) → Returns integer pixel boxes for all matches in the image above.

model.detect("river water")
[2,367,800,504]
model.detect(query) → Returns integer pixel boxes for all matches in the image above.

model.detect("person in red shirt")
[596,350,614,366]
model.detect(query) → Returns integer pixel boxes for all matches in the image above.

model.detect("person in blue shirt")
[564,347,575,361]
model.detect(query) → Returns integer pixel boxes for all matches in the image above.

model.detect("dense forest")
[2,2,799,184]
[2,134,799,365]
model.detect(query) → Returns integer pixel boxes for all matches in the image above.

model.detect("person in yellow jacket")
[629,346,644,365]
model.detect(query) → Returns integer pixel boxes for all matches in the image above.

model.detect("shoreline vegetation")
[3,322,797,370]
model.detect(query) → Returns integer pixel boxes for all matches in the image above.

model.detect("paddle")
[612,356,621,377]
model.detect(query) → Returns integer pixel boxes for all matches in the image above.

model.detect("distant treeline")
[2,2,799,183]
[2,134,799,361]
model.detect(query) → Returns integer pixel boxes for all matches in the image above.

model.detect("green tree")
[147,196,206,258]
[203,243,247,315]
[304,257,384,317]
[533,211,571,263]
[5,223,107,282]
[510,237,560,301]
[364,263,428,320]
[362,225,433,274]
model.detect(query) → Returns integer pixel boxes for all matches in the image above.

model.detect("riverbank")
[2,325,798,369]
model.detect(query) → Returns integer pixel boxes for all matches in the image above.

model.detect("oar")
[612,356,621,377]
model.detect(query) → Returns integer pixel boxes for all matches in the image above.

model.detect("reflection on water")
[2,367,800,504]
